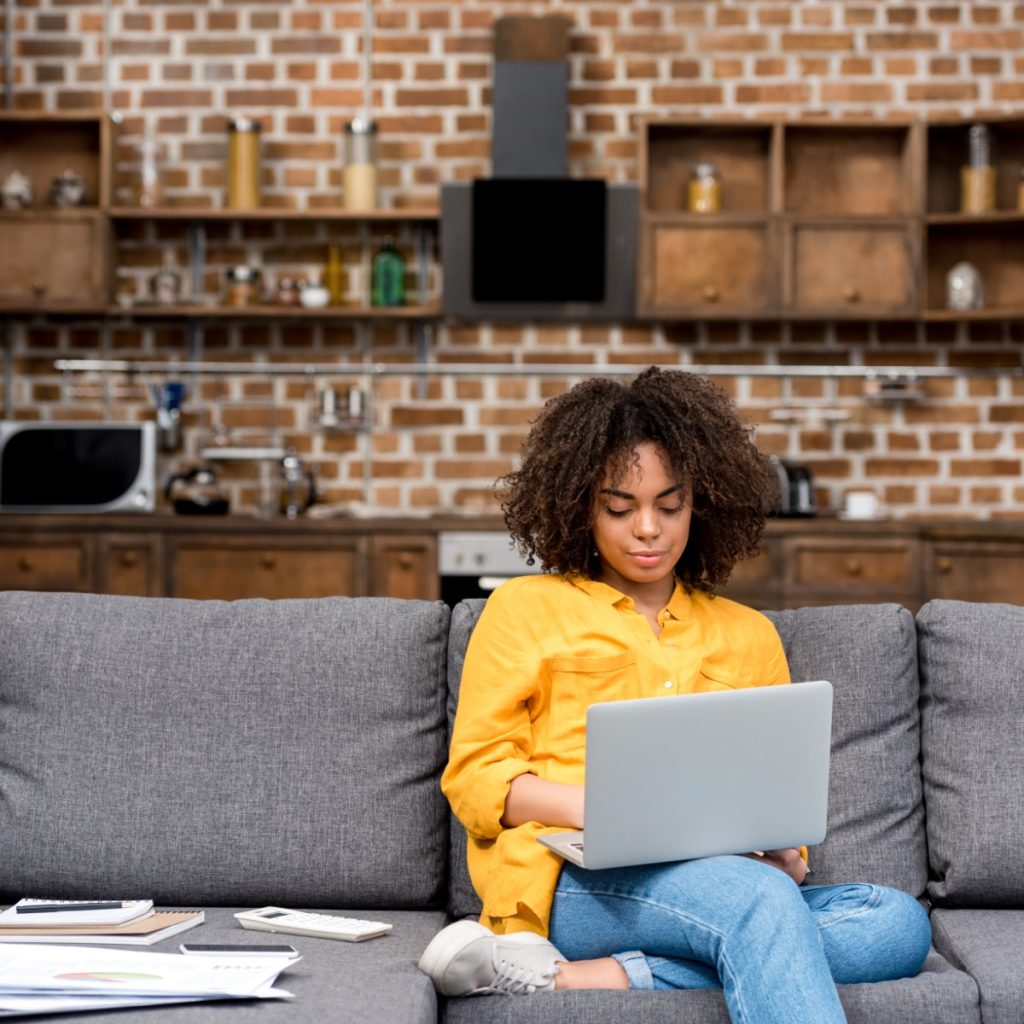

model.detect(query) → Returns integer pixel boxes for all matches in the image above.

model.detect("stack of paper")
[0,902,203,946]
[0,944,296,1018]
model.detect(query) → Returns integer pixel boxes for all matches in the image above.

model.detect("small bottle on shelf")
[325,244,345,305]
[371,238,405,308]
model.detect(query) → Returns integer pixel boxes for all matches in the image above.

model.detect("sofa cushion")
[0,592,450,908]
[764,604,927,897]
[447,600,927,919]
[931,909,1024,1024]
[918,599,1024,907]
[441,950,978,1024]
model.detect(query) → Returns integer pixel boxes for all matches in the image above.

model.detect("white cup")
[843,490,881,519]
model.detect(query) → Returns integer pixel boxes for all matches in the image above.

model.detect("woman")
[418,368,930,1022]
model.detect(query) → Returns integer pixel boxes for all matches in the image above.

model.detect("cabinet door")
[786,223,916,315]
[718,542,782,609]
[0,535,92,591]
[785,538,920,605]
[928,543,1024,605]
[97,533,161,596]
[169,536,366,600]
[370,534,438,600]
[642,220,773,315]
[0,212,109,308]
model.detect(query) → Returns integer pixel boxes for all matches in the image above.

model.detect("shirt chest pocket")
[548,651,641,717]
[695,661,748,693]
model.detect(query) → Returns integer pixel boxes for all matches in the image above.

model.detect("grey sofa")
[0,591,1021,1023]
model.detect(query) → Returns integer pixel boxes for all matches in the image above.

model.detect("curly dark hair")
[499,366,779,593]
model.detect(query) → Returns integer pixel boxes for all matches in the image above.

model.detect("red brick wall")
[4,0,1024,519]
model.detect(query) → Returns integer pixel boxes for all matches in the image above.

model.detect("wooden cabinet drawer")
[171,539,365,600]
[98,534,160,596]
[0,538,91,590]
[928,543,1024,605]
[371,534,438,601]
[644,221,772,314]
[786,223,916,314]
[789,540,918,589]
[0,211,109,308]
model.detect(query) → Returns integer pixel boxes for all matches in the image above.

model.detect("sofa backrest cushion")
[764,604,927,897]
[446,598,927,919]
[446,598,487,920]
[0,592,450,909]
[918,599,1024,907]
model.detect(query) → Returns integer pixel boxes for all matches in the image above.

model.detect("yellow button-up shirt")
[441,573,791,936]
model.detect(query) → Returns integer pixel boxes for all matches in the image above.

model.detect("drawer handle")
[17,556,33,572]
[937,556,953,574]
[31,280,47,298]
[119,551,139,568]
[260,553,277,570]
[396,554,415,570]
[842,285,861,304]
[844,558,863,577]
[702,285,720,303]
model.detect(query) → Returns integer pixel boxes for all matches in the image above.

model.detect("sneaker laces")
[485,953,559,996]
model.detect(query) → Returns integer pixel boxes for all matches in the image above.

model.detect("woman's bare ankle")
[554,957,630,990]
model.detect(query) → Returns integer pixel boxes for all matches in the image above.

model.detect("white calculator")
[235,906,393,943]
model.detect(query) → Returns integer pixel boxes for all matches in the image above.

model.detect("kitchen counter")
[1,513,1022,607]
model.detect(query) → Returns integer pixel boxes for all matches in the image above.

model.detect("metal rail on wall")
[52,359,1024,381]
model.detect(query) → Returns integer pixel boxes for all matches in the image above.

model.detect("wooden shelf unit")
[1,112,441,323]
[923,116,1024,321]
[0,112,114,312]
[638,115,1024,322]
[638,118,924,320]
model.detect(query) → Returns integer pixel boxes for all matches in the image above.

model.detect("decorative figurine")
[1,170,33,210]
[49,169,86,208]
[945,261,984,312]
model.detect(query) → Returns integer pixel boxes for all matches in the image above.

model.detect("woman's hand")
[502,774,585,830]
[747,848,808,885]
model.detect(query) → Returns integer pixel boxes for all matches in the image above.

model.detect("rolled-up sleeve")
[441,584,544,840]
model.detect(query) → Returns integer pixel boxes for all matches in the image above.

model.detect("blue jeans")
[548,855,931,1024]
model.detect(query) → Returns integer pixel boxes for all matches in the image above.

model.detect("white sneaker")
[417,919,564,996]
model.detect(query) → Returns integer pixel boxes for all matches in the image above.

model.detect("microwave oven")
[0,422,156,512]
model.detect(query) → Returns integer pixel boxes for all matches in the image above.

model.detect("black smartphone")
[179,942,298,957]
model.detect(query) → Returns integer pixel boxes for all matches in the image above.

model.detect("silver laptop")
[537,680,833,870]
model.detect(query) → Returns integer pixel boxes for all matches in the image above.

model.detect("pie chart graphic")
[55,971,164,983]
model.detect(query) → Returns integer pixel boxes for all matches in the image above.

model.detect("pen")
[16,902,130,914]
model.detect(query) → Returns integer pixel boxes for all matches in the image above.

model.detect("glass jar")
[225,265,261,307]
[227,116,261,209]
[136,132,164,208]
[342,118,378,211]
[687,161,722,214]
[960,124,996,215]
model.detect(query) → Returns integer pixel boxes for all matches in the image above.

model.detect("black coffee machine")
[770,457,816,517]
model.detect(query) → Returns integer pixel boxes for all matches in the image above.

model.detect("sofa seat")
[931,909,1024,1024]
[0,907,445,1024]
[441,948,978,1024]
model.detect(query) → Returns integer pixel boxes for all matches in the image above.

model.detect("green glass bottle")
[371,237,405,308]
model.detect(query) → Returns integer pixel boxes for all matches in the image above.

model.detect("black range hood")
[441,16,637,322]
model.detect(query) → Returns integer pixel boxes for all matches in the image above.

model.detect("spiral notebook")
[0,900,153,928]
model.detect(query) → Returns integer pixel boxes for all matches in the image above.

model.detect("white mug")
[843,490,880,519]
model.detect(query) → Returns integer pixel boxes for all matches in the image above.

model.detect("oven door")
[438,531,539,607]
